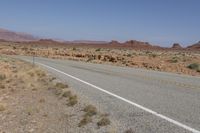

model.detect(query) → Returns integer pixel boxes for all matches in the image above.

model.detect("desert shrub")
[0,104,6,112]
[35,70,46,77]
[187,63,200,72]
[83,105,97,117]
[145,51,152,54]
[67,95,78,106]
[0,84,5,89]
[126,54,132,57]
[86,57,93,62]
[0,74,6,80]
[22,47,28,51]
[28,71,35,77]
[55,88,63,95]
[149,53,157,58]
[169,57,179,63]
[78,116,92,127]
[55,82,68,89]
[49,77,56,81]
[97,117,111,127]
[62,91,72,98]
[95,48,101,52]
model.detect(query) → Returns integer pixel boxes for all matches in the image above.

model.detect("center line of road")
[32,60,200,133]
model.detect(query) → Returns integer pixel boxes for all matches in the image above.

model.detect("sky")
[0,0,200,46]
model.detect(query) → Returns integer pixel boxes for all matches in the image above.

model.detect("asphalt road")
[16,56,200,133]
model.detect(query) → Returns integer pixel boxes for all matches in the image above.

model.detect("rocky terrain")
[0,56,115,133]
[0,41,200,76]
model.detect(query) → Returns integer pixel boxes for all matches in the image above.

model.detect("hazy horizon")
[0,0,200,46]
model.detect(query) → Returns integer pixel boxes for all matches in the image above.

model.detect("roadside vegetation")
[1,42,200,76]
[0,56,114,132]
[187,63,200,72]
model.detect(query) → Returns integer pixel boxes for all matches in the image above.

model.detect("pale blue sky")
[0,0,199,46]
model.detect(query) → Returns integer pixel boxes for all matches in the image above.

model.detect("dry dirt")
[0,41,200,76]
[0,56,116,133]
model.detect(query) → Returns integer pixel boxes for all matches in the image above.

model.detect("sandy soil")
[0,56,116,133]
[0,41,200,76]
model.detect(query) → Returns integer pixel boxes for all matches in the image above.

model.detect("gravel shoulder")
[0,56,116,133]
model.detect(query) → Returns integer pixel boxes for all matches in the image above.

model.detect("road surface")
[16,56,200,133]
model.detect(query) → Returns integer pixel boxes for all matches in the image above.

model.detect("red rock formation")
[187,41,200,50]
[171,43,183,49]
[0,28,37,42]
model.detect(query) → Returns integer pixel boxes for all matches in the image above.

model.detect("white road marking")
[27,59,200,133]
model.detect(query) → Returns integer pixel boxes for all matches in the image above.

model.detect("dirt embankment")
[0,56,117,133]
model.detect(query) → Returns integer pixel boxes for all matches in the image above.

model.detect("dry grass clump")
[169,57,179,63]
[62,91,72,98]
[0,83,5,89]
[55,88,63,95]
[27,71,35,77]
[49,77,56,81]
[95,48,101,52]
[35,70,46,77]
[97,117,111,127]
[78,115,92,127]
[187,63,200,72]
[0,74,6,80]
[78,104,98,127]
[55,82,68,89]
[67,95,78,106]
[0,103,6,112]
[83,105,97,117]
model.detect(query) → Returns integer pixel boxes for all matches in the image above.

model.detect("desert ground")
[0,41,200,76]
[0,55,117,133]
[1,41,200,133]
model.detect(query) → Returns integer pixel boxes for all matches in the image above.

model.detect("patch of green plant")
[0,74,6,80]
[187,63,200,72]
[95,48,101,52]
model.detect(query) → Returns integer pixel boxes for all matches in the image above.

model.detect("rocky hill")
[171,43,183,49]
[0,28,37,42]
[187,41,200,50]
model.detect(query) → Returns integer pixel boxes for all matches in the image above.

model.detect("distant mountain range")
[0,27,199,50]
[0,28,38,42]
[65,40,108,44]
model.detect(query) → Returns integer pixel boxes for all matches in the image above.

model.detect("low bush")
[78,116,92,127]
[0,104,6,112]
[0,74,6,80]
[62,91,72,98]
[55,82,68,89]
[95,48,101,52]
[187,63,200,72]
[97,117,111,127]
[83,105,97,117]
[67,95,78,106]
